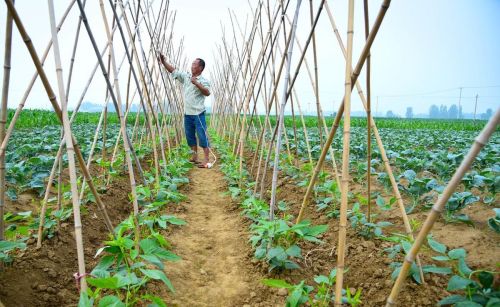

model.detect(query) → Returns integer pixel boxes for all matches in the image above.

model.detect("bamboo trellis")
[209,0,433,302]
[1,0,185,294]
[1,0,497,305]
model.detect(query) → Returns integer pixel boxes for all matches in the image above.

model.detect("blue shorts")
[184,112,209,148]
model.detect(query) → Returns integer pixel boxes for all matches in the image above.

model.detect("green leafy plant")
[0,240,27,264]
[487,208,500,233]
[347,203,392,239]
[83,216,179,306]
[384,234,452,284]
[250,218,327,271]
[262,269,361,307]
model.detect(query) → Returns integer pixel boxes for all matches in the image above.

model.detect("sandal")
[189,158,198,163]
[197,163,210,168]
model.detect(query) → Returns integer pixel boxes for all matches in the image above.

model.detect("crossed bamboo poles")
[2,0,497,304]
[1,0,185,292]
[210,0,434,301]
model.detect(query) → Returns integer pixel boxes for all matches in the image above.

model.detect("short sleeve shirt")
[171,70,211,115]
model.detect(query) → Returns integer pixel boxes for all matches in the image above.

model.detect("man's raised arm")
[158,53,175,73]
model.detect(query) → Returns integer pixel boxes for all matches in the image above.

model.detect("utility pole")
[458,87,462,119]
[474,94,478,121]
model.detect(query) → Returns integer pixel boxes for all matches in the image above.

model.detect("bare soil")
[150,163,283,306]
[0,150,498,307]
[246,153,499,306]
[0,174,133,306]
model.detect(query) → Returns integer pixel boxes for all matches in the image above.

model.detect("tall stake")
[363,0,372,222]
[269,0,302,221]
[98,0,140,217]
[334,0,355,304]
[0,0,14,241]
[324,1,425,282]
[296,0,391,224]
[386,109,500,306]
[48,0,87,291]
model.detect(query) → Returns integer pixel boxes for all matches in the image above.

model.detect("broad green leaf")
[162,215,186,226]
[78,291,93,307]
[267,247,286,261]
[115,272,139,288]
[448,248,466,260]
[455,302,482,307]
[87,277,119,290]
[478,271,494,289]
[140,254,164,269]
[0,241,26,252]
[376,195,385,207]
[286,245,301,258]
[427,235,446,254]
[432,256,451,261]
[140,238,159,255]
[98,295,125,307]
[314,275,329,284]
[422,265,452,275]
[140,269,174,293]
[458,258,473,276]
[401,241,412,254]
[261,279,292,289]
[438,295,467,306]
[486,298,500,307]
[303,224,328,237]
[94,255,114,271]
[284,260,300,270]
[154,249,181,262]
[447,275,474,291]
[142,294,167,307]
[288,282,305,307]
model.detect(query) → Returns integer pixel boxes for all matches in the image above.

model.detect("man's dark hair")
[196,58,205,71]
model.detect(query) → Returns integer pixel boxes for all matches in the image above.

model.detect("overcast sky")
[0,0,499,117]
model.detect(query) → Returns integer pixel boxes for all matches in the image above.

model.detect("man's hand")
[191,76,210,96]
[157,53,166,65]
[157,53,175,73]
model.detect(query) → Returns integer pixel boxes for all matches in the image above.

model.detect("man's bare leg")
[202,147,210,164]
[190,145,198,162]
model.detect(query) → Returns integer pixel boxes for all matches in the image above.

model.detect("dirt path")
[158,163,281,306]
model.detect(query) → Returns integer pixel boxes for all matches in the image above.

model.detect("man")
[158,54,211,168]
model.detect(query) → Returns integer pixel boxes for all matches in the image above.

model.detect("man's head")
[191,58,205,76]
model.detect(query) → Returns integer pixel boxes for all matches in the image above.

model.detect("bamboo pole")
[107,0,161,188]
[79,108,106,201]
[363,0,373,223]
[4,0,116,251]
[0,0,76,158]
[98,0,140,219]
[386,108,500,306]
[48,0,87,291]
[324,1,425,282]
[252,0,281,192]
[309,0,323,150]
[295,0,391,224]
[334,0,354,304]
[280,15,341,186]
[124,1,169,169]
[269,0,302,221]
[0,0,14,241]
[37,0,150,247]
[76,0,140,224]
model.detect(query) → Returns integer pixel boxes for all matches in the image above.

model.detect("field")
[0,110,498,306]
[1,1,498,306]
